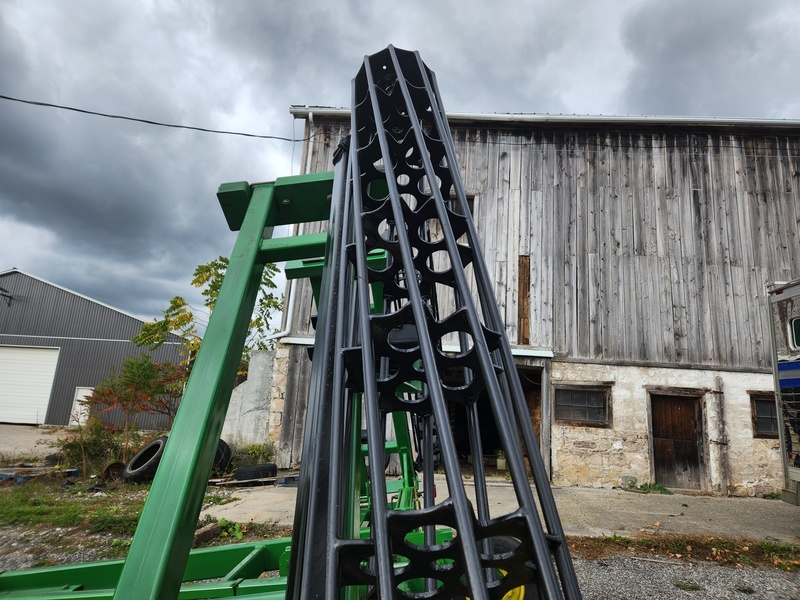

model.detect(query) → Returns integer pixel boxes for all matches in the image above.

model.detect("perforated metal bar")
[289,46,580,599]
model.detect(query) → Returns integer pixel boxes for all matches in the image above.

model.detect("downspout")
[264,112,314,344]
[264,278,296,343]
[304,111,314,175]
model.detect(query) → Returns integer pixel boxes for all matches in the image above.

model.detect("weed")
[0,480,147,532]
[715,538,735,550]
[755,541,800,570]
[89,511,140,536]
[635,482,673,495]
[218,518,244,540]
[203,493,237,507]
[763,491,782,500]
[667,538,690,554]
[52,417,144,476]
[109,538,132,558]
[674,580,704,591]
[246,439,276,464]
[0,451,41,466]
[735,584,755,594]
[601,533,631,545]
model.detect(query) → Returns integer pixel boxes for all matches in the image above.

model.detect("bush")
[53,417,143,476]
[246,439,276,464]
[231,439,276,470]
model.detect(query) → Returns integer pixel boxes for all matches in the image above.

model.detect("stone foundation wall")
[549,362,782,496]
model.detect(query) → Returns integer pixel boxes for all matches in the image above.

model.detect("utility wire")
[0,93,313,141]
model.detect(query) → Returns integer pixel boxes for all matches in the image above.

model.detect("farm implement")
[0,47,580,599]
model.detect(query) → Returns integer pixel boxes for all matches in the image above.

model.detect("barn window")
[750,393,779,439]
[554,386,611,427]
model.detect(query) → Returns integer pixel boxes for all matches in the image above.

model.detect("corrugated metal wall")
[0,270,182,427]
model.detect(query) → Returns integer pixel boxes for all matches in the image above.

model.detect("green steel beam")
[259,232,327,264]
[0,539,291,599]
[285,251,387,310]
[272,172,334,226]
[217,173,334,232]
[113,183,277,600]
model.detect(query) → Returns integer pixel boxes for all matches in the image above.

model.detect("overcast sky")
[2,0,799,329]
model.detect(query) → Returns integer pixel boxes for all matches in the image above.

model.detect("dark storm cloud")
[0,2,259,319]
[1,0,798,325]
[202,0,570,114]
[620,0,800,117]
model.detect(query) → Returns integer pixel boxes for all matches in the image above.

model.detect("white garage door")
[0,346,60,424]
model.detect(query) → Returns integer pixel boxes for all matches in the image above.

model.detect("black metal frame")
[288,46,581,600]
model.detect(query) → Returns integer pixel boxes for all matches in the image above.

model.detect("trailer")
[767,279,800,505]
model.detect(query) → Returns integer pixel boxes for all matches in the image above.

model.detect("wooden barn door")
[650,394,703,490]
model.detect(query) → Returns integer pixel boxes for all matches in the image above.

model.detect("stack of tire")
[122,437,232,483]
[122,436,277,483]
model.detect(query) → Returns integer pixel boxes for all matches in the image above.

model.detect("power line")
[0,94,313,142]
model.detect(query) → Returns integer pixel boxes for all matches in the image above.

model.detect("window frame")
[750,392,779,439]
[553,384,612,428]
[789,317,800,352]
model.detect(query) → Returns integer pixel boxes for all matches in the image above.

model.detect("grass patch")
[634,482,673,495]
[0,477,291,565]
[674,580,704,591]
[569,534,800,571]
[600,532,631,545]
[0,479,147,532]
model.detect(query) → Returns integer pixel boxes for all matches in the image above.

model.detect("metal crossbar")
[288,46,580,600]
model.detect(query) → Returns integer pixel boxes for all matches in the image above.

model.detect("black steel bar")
[286,141,350,600]
[420,51,582,599]
[391,48,564,597]
[291,45,581,599]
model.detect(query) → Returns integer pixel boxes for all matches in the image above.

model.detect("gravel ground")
[1,425,798,597]
[1,525,798,598]
[574,555,800,599]
[0,525,122,572]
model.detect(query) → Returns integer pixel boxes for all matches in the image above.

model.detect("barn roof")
[0,267,147,325]
[289,105,800,131]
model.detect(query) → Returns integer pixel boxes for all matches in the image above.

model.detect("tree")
[132,257,282,376]
[83,354,188,460]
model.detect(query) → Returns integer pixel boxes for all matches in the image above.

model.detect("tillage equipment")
[0,47,581,599]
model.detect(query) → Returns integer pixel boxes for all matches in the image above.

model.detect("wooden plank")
[505,133,523,341]
[655,256,675,363]
[778,137,800,269]
[669,254,688,363]
[574,137,590,358]
[529,184,544,345]
[518,255,531,345]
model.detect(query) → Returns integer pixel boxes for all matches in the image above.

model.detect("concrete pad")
[203,475,800,544]
[447,477,800,543]
[202,485,298,527]
[0,424,59,459]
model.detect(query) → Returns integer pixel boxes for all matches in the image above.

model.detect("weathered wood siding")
[302,120,800,371]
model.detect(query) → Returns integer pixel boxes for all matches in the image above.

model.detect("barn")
[0,268,182,427]
[265,108,800,497]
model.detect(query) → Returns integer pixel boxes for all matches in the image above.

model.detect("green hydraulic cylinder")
[113,182,276,600]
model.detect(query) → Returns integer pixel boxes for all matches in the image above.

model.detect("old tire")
[234,463,277,481]
[101,462,125,482]
[123,436,167,483]
[213,439,232,475]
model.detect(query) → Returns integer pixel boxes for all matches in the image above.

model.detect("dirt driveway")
[0,424,60,459]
